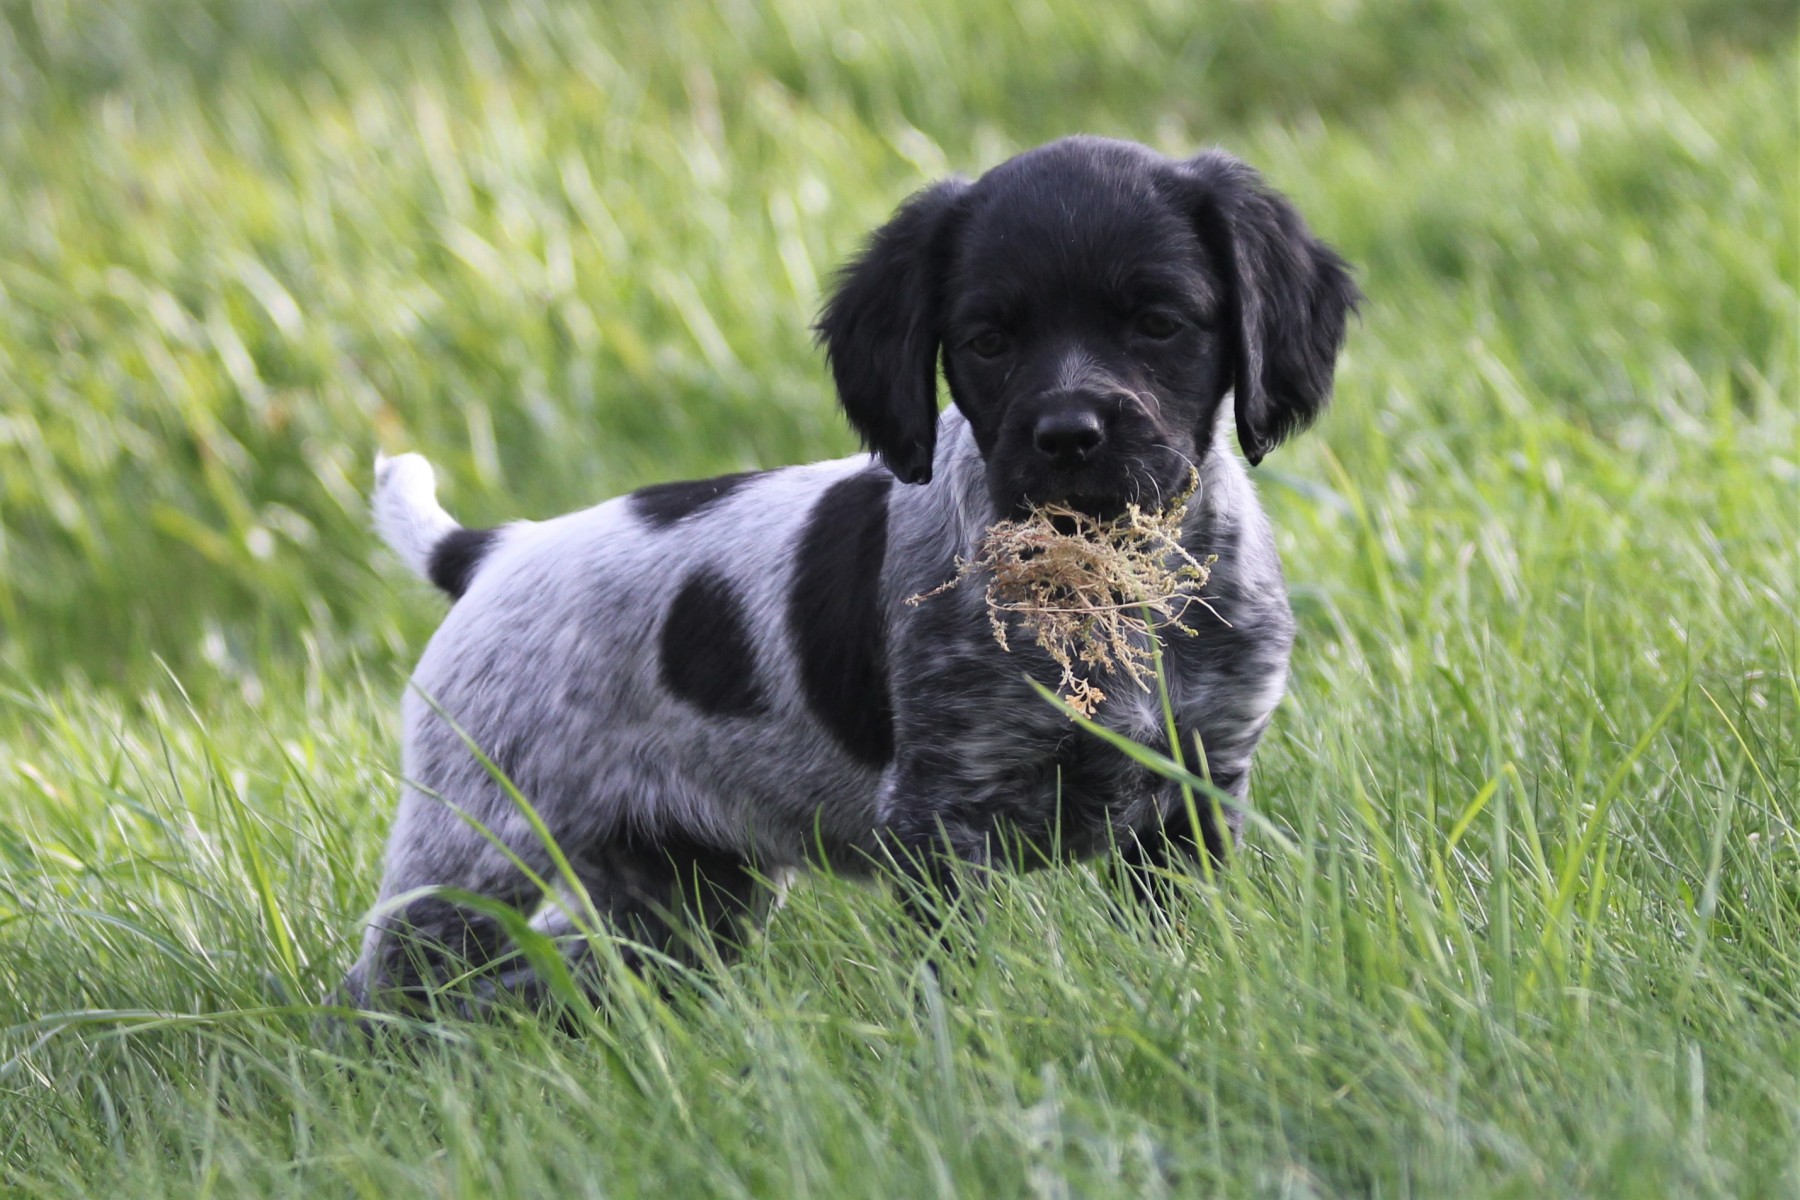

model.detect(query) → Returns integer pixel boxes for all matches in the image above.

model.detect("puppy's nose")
[1033,408,1106,466]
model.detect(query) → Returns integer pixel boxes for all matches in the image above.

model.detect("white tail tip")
[371,451,460,579]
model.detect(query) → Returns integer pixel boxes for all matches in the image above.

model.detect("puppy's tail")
[372,452,497,600]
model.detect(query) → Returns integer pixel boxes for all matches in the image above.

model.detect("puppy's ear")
[815,178,970,484]
[1178,152,1360,465]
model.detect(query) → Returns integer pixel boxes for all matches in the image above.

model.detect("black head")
[815,136,1361,513]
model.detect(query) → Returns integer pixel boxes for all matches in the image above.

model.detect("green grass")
[1,0,1796,1194]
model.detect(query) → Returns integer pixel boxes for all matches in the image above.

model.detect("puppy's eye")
[1134,312,1183,339]
[967,330,1010,358]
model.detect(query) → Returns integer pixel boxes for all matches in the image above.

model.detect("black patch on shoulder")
[630,471,763,528]
[428,527,500,600]
[660,570,767,717]
[788,470,895,766]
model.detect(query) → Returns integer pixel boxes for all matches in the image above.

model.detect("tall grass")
[0,0,1795,1195]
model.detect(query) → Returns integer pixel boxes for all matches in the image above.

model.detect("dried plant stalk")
[908,472,1216,715]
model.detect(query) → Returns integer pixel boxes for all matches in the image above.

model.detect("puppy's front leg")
[875,763,996,934]
[1120,765,1245,916]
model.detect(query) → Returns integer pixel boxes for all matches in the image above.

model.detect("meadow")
[1,0,1796,1194]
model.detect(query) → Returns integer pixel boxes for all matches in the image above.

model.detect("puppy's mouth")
[1021,494,1131,522]
[1010,477,1187,522]
[991,436,1196,523]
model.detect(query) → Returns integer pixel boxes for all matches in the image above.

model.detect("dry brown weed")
[908,471,1216,715]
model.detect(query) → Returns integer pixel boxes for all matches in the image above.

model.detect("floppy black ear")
[1180,151,1360,465]
[815,178,970,484]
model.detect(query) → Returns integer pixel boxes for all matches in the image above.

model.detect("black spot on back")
[428,527,500,599]
[630,471,763,528]
[660,570,767,717]
[788,470,895,766]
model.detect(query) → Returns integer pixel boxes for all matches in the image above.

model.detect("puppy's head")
[816,136,1361,515]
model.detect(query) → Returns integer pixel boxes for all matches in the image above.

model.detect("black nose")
[1034,408,1106,466]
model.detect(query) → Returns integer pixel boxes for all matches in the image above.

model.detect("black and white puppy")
[345,135,1358,1006]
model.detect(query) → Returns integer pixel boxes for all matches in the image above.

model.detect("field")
[1,0,1796,1194]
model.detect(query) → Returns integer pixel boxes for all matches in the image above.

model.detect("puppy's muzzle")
[1031,392,1122,469]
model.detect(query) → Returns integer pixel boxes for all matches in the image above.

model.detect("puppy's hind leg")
[526,834,777,996]
[343,784,552,1015]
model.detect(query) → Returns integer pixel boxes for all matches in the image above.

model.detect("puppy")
[345,135,1358,1007]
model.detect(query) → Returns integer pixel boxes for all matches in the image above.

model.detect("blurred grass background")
[1,0,1792,692]
[0,1,1796,1196]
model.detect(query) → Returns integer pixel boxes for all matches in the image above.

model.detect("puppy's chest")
[964,618,1187,823]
